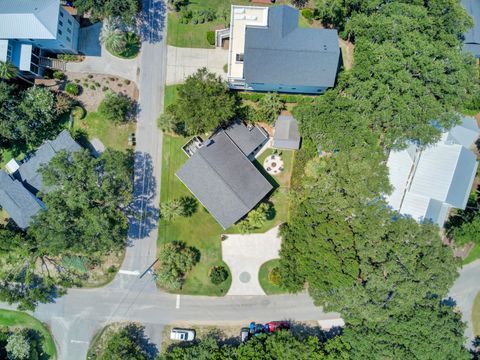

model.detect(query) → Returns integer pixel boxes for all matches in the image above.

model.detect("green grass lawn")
[258,259,286,295]
[0,309,56,359]
[158,135,293,295]
[473,292,480,337]
[73,111,135,152]
[463,244,480,265]
[164,84,180,109]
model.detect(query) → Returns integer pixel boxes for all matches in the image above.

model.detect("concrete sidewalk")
[166,46,228,85]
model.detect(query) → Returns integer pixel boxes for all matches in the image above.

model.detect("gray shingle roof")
[17,130,82,194]
[0,170,44,229]
[273,114,300,150]
[176,131,273,229]
[244,5,340,87]
[462,0,480,57]
[223,121,268,156]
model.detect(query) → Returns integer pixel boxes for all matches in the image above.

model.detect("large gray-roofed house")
[242,5,340,94]
[461,0,480,58]
[273,114,300,150]
[224,121,268,157]
[176,131,273,229]
[0,170,44,230]
[16,130,82,194]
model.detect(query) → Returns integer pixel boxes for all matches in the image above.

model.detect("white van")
[170,328,195,341]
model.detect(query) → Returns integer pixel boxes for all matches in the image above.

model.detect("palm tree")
[100,20,126,53]
[0,61,18,80]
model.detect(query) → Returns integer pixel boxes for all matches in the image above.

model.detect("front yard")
[158,134,294,296]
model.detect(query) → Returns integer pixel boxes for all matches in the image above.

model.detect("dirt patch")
[339,38,355,70]
[37,73,138,112]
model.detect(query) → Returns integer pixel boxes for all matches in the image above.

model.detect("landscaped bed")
[258,258,286,295]
[0,309,56,359]
[158,134,294,296]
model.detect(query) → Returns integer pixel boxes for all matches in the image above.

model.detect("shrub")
[268,267,282,286]
[74,78,80,83]
[88,74,94,79]
[257,93,285,123]
[301,8,313,20]
[98,91,134,123]
[223,63,228,73]
[179,7,193,24]
[72,105,86,120]
[95,82,101,87]
[89,84,96,90]
[124,79,131,85]
[65,82,79,96]
[54,92,73,115]
[156,242,197,290]
[53,70,65,80]
[102,86,109,92]
[207,31,215,46]
[210,266,228,285]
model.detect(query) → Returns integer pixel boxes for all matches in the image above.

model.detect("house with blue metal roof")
[386,117,479,226]
[0,0,80,77]
[227,5,340,94]
[461,0,480,58]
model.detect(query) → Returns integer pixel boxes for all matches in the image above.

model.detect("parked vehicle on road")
[240,327,250,343]
[170,328,195,341]
[266,321,290,333]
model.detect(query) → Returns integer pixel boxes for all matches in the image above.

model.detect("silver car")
[170,328,195,341]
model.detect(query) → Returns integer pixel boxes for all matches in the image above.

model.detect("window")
[58,29,62,35]
[67,19,72,26]
[66,36,71,42]
[60,44,64,47]
[59,20,63,27]
[60,11,64,17]
[236,53,244,62]
[67,28,71,34]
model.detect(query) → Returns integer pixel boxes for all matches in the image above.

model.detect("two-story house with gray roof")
[227,5,340,94]
[0,0,80,77]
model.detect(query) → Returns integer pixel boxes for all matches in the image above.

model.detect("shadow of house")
[77,22,102,57]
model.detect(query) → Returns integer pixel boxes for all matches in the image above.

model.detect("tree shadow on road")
[127,151,159,243]
[138,0,166,44]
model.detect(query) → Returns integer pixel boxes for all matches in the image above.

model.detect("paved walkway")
[449,259,480,348]
[166,46,228,85]
[66,23,139,82]
[222,226,281,296]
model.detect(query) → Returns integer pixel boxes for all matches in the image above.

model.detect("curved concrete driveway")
[222,226,281,295]
[66,23,139,82]
[449,258,480,347]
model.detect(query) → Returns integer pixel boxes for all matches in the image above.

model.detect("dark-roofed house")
[176,129,273,229]
[461,0,480,58]
[224,120,269,158]
[0,170,44,229]
[16,129,82,194]
[273,114,300,150]
[227,5,340,94]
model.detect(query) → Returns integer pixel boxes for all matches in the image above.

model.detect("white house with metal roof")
[227,5,340,94]
[0,0,80,77]
[386,117,479,226]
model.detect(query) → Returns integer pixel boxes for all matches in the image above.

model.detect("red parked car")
[266,321,290,333]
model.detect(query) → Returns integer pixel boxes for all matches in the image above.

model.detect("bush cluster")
[209,266,228,285]
[179,7,216,24]
[65,82,79,96]
[206,31,215,46]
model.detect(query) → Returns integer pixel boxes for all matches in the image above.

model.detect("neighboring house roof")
[17,130,82,194]
[386,117,479,226]
[176,130,273,229]
[461,0,480,56]
[223,120,268,156]
[244,5,339,87]
[0,39,8,62]
[0,170,44,229]
[0,0,59,40]
[273,114,300,150]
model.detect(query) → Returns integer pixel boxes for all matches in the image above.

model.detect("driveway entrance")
[166,46,228,85]
[222,226,281,296]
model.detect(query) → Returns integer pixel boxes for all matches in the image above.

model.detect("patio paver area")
[222,226,281,296]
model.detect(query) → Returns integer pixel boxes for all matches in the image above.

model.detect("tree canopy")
[166,68,237,135]
[74,0,140,24]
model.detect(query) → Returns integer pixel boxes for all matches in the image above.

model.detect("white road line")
[176,294,180,309]
[70,340,89,344]
[119,269,140,276]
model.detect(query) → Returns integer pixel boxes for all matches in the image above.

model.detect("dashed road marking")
[119,270,140,276]
[71,340,89,344]
[176,295,181,309]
